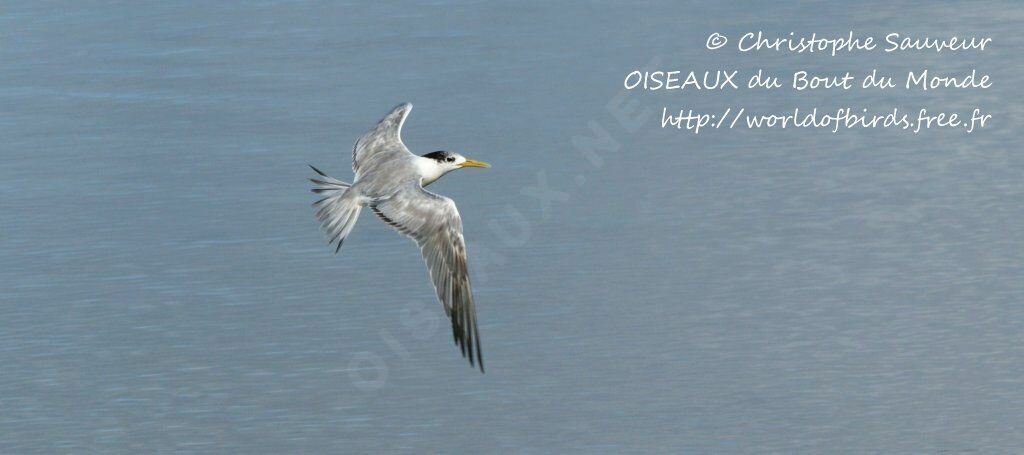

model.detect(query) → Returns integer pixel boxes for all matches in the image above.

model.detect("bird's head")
[418,151,490,185]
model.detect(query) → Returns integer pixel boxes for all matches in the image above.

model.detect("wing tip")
[380,102,412,131]
[475,335,484,374]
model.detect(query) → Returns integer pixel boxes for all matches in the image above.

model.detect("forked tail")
[310,165,362,253]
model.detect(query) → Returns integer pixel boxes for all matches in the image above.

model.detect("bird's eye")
[446,157,455,162]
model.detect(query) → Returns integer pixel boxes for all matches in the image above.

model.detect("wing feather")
[370,183,484,372]
[352,103,415,176]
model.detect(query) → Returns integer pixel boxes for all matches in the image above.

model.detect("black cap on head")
[422,151,452,162]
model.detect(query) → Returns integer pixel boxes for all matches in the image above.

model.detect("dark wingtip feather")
[465,320,475,366]
[475,332,484,373]
[334,238,344,254]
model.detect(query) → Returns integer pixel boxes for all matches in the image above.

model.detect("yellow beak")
[460,158,491,168]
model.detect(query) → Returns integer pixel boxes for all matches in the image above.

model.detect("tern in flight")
[309,103,490,372]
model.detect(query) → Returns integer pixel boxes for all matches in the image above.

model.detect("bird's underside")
[310,103,484,372]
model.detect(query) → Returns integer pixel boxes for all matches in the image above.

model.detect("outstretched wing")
[352,103,415,176]
[370,183,484,372]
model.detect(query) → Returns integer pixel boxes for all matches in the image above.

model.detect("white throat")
[414,156,449,186]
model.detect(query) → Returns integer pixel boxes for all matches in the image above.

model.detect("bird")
[309,103,490,372]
